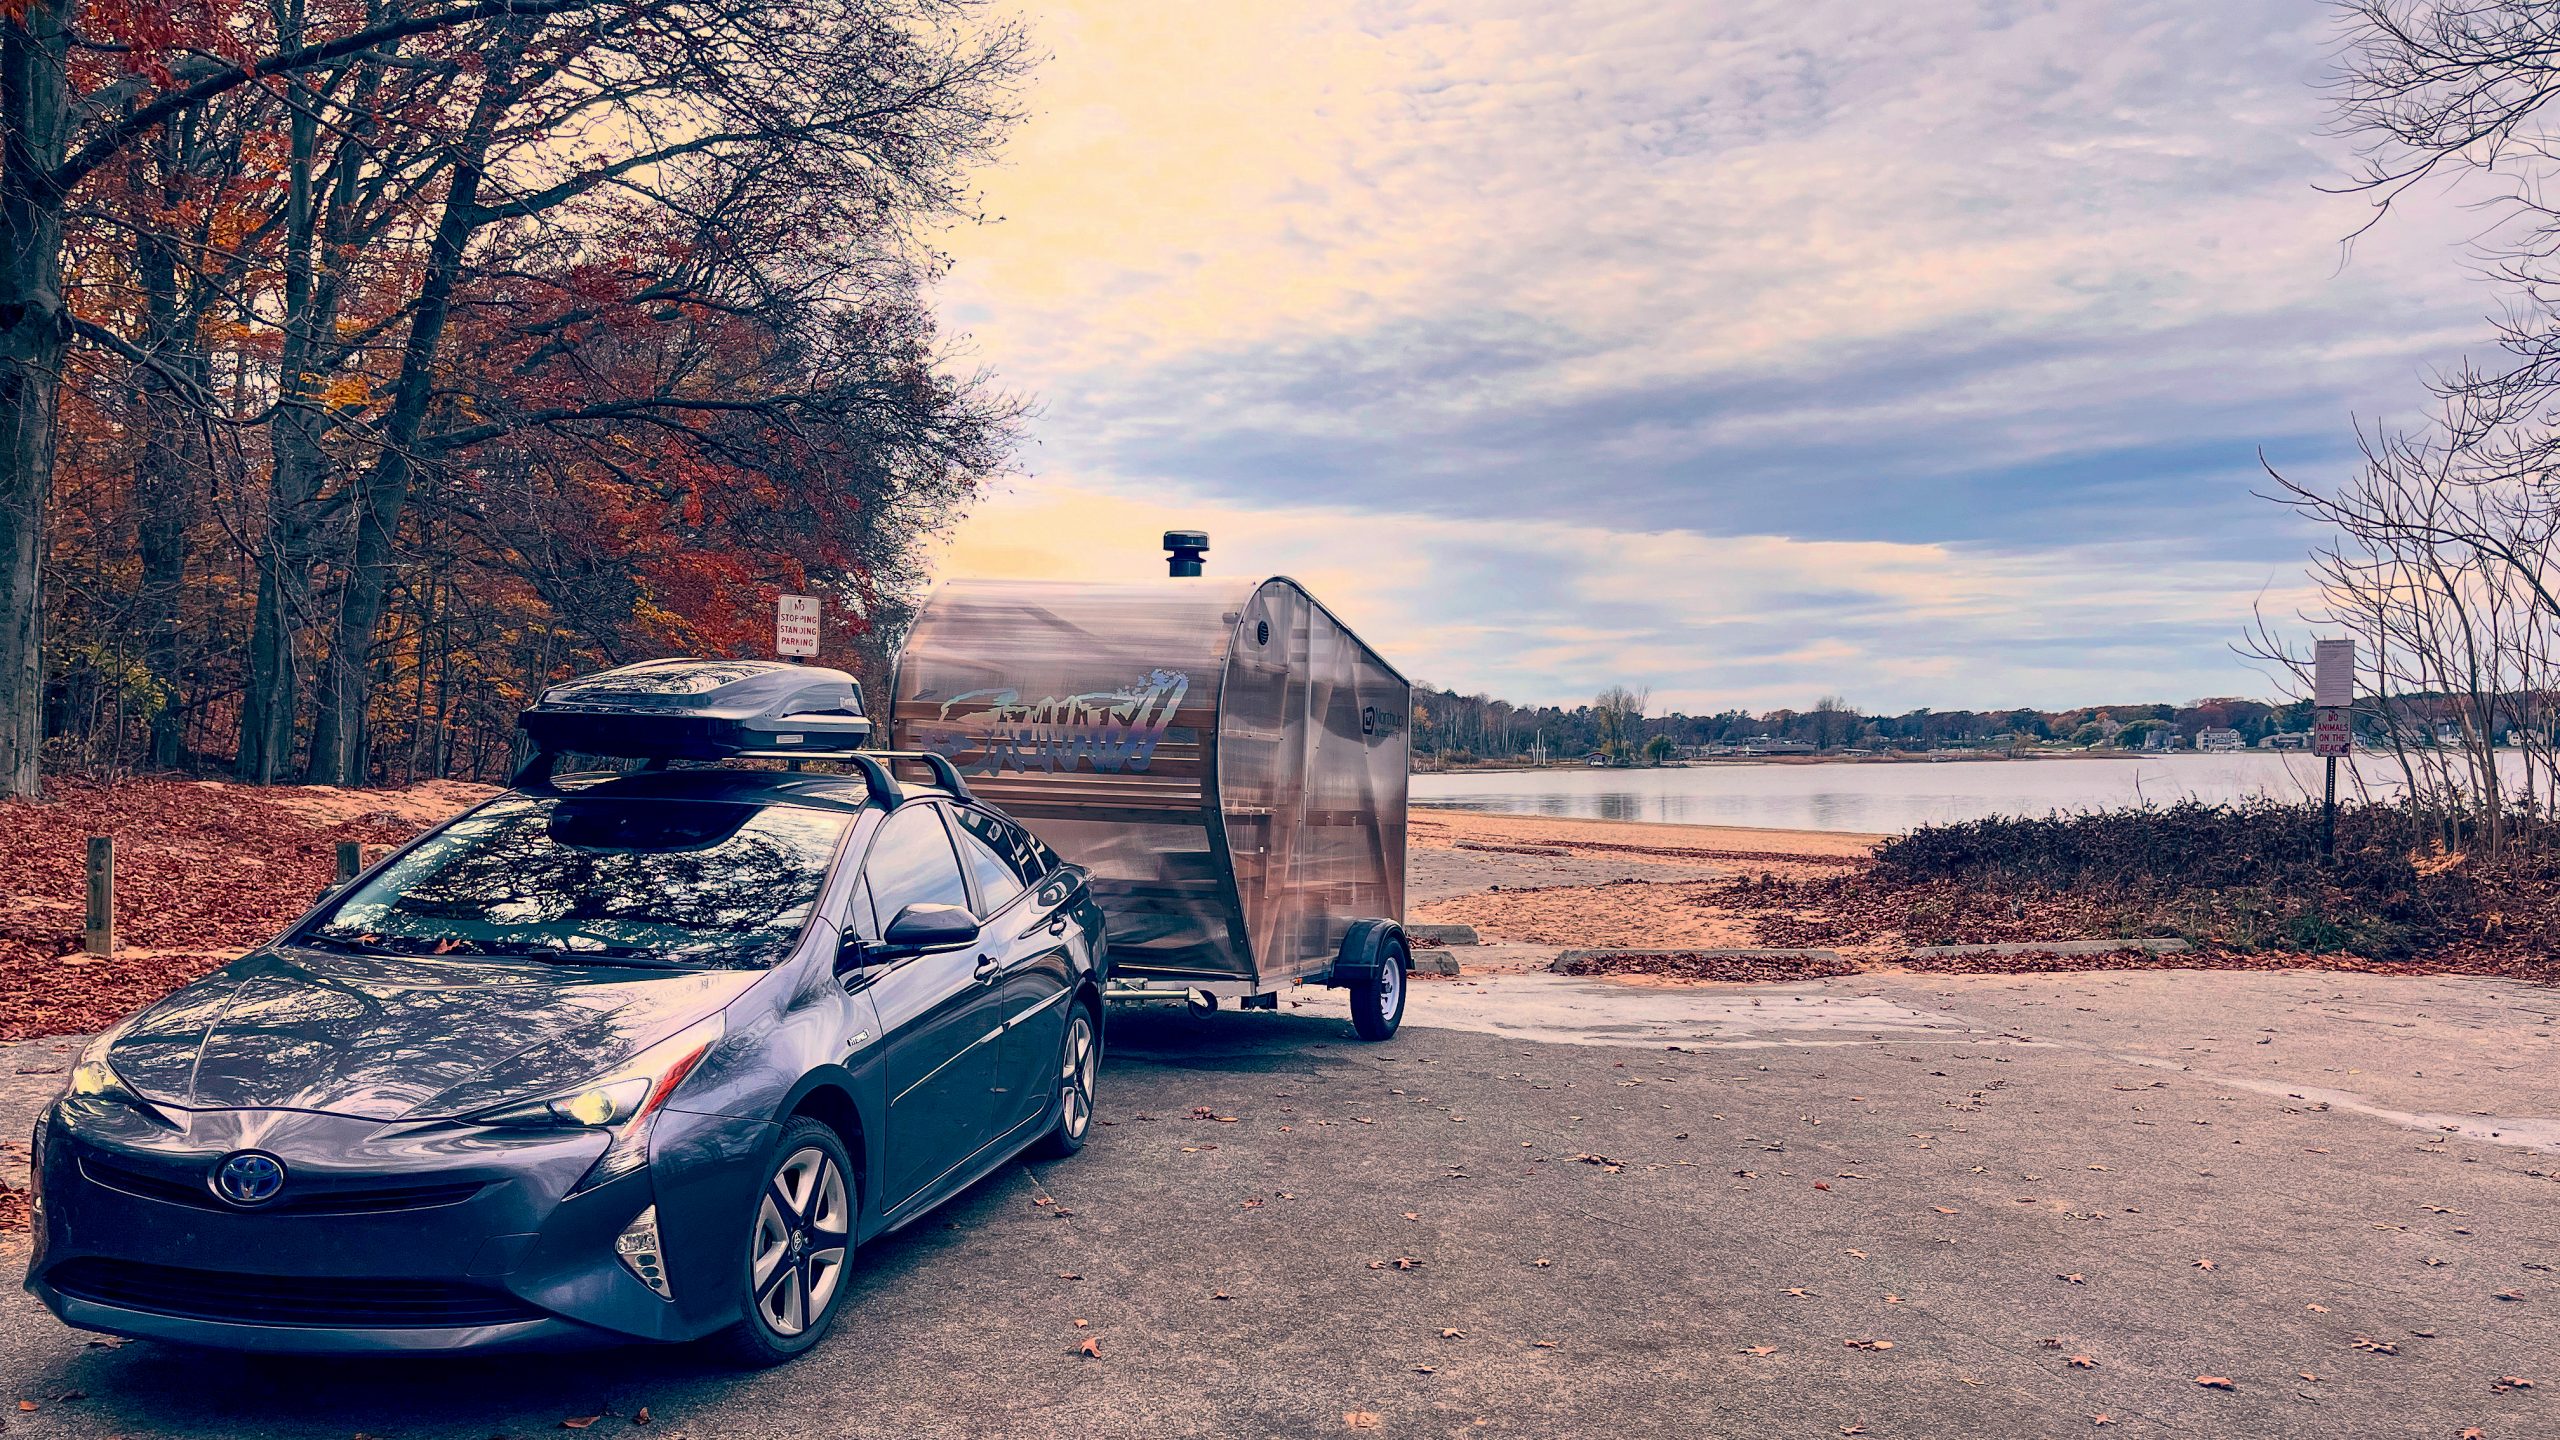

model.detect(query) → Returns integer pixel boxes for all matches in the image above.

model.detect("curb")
[1406,923,1480,946]
[1903,937,2189,958]
[1552,947,1844,972]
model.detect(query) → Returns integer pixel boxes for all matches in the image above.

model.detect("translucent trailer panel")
[888,578,1410,986]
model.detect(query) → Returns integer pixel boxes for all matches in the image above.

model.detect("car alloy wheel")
[1035,1004,1099,1159]
[1060,1009,1097,1141]
[750,1144,850,1338]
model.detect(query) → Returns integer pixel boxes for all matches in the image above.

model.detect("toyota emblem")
[212,1151,287,1207]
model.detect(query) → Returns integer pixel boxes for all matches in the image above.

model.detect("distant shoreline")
[1413,748,2244,777]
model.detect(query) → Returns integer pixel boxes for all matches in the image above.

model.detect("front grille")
[81,1157,487,1216]
[47,1258,544,1329]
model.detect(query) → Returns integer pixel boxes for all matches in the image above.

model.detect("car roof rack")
[511,746,972,811]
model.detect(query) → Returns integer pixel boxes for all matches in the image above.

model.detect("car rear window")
[306,795,850,968]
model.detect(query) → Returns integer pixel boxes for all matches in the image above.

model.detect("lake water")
[1410,753,2508,834]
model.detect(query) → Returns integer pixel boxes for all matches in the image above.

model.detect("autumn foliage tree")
[4,0,1027,794]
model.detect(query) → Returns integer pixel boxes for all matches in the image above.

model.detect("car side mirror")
[878,902,981,957]
[834,932,879,976]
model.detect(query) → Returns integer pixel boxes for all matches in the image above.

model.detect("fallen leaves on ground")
[1344,1413,1381,1431]
[0,779,476,1039]
[1078,1337,1100,1359]
[2195,1376,2234,1390]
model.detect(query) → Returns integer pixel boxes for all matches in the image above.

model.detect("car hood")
[106,948,760,1122]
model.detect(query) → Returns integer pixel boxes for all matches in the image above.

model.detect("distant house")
[2141,729,2176,751]
[2258,732,2309,751]
[1739,736,1816,756]
[2195,727,2243,753]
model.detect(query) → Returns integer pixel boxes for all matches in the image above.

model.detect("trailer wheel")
[1350,934,1409,1041]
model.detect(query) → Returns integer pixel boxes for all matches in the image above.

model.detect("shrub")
[1868,800,2472,960]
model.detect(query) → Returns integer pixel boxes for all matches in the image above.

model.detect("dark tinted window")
[845,876,878,942]
[952,806,1049,886]
[953,826,1024,917]
[311,796,848,967]
[861,805,970,923]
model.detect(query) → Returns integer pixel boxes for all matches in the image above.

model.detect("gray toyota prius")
[24,660,1108,1364]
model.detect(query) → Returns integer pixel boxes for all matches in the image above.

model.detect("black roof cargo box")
[518,658,870,761]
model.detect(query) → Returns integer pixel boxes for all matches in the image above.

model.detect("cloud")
[928,0,2493,711]
[931,480,2315,713]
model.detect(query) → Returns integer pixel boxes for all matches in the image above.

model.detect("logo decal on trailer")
[916,670,1191,776]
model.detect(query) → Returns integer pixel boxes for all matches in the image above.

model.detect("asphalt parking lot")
[0,965,2554,1439]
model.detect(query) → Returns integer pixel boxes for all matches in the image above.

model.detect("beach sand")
[1409,805,1876,951]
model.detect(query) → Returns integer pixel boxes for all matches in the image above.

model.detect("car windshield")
[305,795,850,969]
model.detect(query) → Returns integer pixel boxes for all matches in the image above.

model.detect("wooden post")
[83,836,113,956]
[335,840,363,883]
[2322,754,2339,864]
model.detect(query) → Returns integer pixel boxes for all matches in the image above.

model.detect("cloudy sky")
[926,0,2490,716]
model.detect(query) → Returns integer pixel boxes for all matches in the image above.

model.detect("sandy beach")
[1410,805,1879,953]
[1410,806,1878,861]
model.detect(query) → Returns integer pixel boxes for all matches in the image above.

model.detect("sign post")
[2312,639,2355,862]
[776,594,820,660]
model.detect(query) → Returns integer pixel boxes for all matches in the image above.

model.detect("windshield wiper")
[295,932,407,958]
[484,943,707,971]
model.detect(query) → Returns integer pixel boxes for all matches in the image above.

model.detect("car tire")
[717,1116,857,1368]
[1349,936,1408,1041]
[1031,1001,1100,1160]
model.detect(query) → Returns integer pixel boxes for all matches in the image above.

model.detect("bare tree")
[2252,0,2560,849]
[1592,683,1649,765]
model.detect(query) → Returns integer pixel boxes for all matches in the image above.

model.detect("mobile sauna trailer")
[888,548,1415,1039]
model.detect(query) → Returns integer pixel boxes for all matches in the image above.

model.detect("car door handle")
[973,953,1001,984]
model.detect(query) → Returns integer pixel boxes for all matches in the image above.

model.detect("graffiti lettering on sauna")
[917,669,1191,775]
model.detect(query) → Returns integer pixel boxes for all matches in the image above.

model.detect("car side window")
[844,876,878,942]
[953,805,1048,886]
[952,822,1026,918]
[860,806,971,927]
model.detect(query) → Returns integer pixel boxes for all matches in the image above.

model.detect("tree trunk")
[132,140,205,771]
[238,21,324,783]
[0,0,70,800]
[308,30,521,785]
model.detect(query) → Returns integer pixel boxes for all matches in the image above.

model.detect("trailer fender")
[1329,918,1406,988]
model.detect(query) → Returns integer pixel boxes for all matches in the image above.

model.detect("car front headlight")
[67,1057,123,1099]
[60,1026,160,1120]
[469,1015,723,1194]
